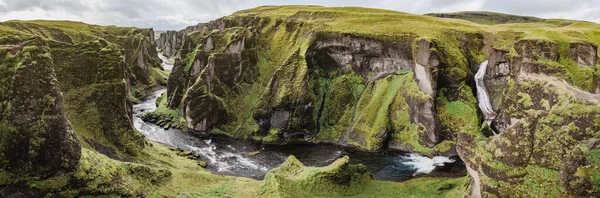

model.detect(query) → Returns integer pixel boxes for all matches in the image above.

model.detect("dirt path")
[466,165,481,198]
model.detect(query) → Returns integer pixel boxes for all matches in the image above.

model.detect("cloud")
[373,0,485,14]
[0,0,599,30]
[480,0,594,15]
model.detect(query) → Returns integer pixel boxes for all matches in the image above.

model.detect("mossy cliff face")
[156,23,206,58]
[0,21,162,157]
[113,29,163,88]
[156,30,184,57]
[0,21,165,100]
[50,40,146,157]
[149,6,600,197]
[0,39,81,182]
[457,37,600,196]
[0,21,168,196]
[159,7,483,155]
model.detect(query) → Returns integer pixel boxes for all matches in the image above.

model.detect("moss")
[260,155,469,198]
[437,85,479,139]
[346,73,424,150]
[426,11,544,25]
[142,93,187,130]
[149,67,170,86]
[434,140,456,154]
[312,71,364,143]
[497,166,567,197]
[0,170,13,185]
[28,176,70,191]
[263,129,280,143]
[517,92,533,108]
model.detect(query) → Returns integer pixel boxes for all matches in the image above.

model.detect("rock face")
[156,23,206,58]
[159,10,482,156]
[0,21,161,189]
[156,30,184,57]
[152,6,600,197]
[117,29,163,87]
[458,38,600,197]
[0,40,81,180]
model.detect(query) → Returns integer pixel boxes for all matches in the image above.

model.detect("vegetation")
[425,11,545,25]
[3,5,600,197]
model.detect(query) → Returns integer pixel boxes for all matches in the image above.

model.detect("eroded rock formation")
[156,14,482,157]
[0,20,164,195]
[0,39,81,180]
[152,6,600,197]
[459,40,600,197]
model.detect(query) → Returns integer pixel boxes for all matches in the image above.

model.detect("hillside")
[425,11,545,25]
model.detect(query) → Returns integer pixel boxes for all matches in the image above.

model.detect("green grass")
[260,155,470,198]
[426,11,545,25]
[142,93,187,130]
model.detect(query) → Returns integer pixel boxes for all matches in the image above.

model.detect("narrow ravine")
[131,53,465,181]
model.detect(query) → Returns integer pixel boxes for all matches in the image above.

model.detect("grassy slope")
[234,6,600,49]
[425,11,545,25]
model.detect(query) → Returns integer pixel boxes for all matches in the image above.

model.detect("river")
[132,54,465,181]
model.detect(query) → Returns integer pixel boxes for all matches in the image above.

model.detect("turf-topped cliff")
[0,20,172,196]
[153,6,486,156]
[0,20,168,101]
[152,6,600,197]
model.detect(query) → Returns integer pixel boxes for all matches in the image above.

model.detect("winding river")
[132,54,465,181]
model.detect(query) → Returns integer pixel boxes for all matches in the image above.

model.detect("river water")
[132,54,465,181]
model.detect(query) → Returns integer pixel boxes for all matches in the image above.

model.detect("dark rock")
[0,42,81,179]
[569,42,597,66]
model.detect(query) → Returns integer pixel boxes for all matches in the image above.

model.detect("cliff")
[156,23,206,57]
[0,20,173,196]
[151,6,600,197]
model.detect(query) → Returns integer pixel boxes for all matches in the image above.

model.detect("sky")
[0,0,599,30]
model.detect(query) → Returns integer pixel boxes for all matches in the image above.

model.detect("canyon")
[0,6,599,198]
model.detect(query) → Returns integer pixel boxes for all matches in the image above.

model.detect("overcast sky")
[1,0,599,30]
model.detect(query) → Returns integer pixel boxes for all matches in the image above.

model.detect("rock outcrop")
[0,20,163,194]
[458,38,600,197]
[156,30,184,57]
[0,39,81,181]
[261,155,372,197]
[156,23,207,58]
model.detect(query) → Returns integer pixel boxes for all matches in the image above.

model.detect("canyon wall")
[0,21,169,196]
[150,6,600,197]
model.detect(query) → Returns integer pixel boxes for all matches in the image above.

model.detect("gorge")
[133,58,462,181]
[1,5,600,198]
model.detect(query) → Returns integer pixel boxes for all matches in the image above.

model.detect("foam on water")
[404,154,456,175]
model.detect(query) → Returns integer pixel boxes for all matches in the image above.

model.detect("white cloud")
[0,0,599,30]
